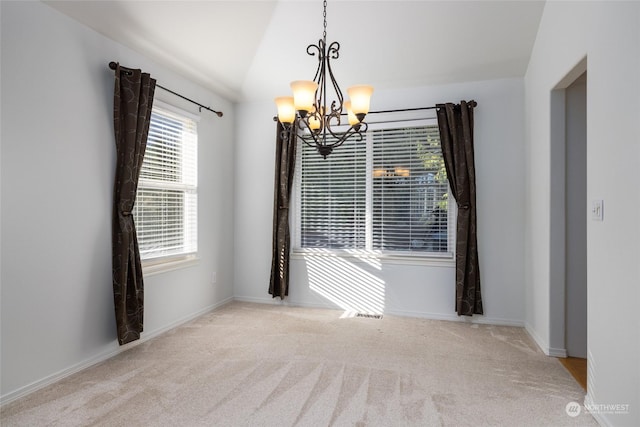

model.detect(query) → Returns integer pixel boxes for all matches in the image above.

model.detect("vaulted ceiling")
[45,0,546,102]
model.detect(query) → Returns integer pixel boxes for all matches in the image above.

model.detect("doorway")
[549,59,588,390]
[564,71,587,360]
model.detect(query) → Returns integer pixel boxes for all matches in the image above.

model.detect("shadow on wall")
[303,249,385,315]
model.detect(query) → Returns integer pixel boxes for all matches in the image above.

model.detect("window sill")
[291,249,454,267]
[142,255,199,277]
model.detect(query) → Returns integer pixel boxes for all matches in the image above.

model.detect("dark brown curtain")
[111,64,156,345]
[269,122,298,299]
[436,101,483,316]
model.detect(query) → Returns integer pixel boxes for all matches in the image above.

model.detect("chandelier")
[274,0,373,158]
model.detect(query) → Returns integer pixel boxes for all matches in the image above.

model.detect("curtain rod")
[370,106,439,114]
[369,101,477,114]
[272,102,478,122]
[108,62,223,117]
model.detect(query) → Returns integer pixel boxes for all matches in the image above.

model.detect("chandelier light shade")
[346,85,374,119]
[291,81,319,114]
[274,96,296,124]
[275,0,373,158]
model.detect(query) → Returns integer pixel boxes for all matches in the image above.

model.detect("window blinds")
[371,126,451,254]
[298,135,367,250]
[296,124,453,257]
[134,106,198,260]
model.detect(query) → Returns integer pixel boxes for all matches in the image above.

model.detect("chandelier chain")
[323,0,327,41]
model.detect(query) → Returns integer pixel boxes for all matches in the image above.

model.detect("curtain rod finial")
[109,61,118,70]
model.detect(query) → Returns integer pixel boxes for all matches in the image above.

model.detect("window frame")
[134,100,200,275]
[291,116,456,267]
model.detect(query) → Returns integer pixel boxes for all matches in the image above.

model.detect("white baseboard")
[548,347,567,358]
[523,322,568,357]
[524,322,550,355]
[385,307,524,327]
[233,295,524,327]
[1,344,122,407]
[137,296,233,343]
[0,296,233,407]
[233,295,302,306]
[584,392,613,427]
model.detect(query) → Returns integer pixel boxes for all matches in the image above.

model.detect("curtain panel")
[436,101,483,316]
[269,122,298,299]
[111,64,156,345]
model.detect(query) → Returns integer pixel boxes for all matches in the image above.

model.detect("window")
[133,103,198,263]
[294,121,454,259]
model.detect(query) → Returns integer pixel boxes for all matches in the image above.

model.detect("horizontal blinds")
[135,188,197,258]
[143,110,197,186]
[299,137,366,250]
[371,126,451,254]
[134,106,198,260]
[295,123,453,257]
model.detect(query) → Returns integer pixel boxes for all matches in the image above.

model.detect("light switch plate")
[592,200,604,221]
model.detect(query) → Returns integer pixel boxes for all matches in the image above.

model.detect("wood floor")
[559,357,587,390]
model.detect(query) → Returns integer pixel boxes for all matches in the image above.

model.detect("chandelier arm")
[294,118,349,150]
[299,135,322,150]
[297,130,325,151]
[323,110,342,135]
[325,41,343,118]
[293,120,368,158]
[307,41,324,83]
[320,39,329,148]
[323,125,366,150]
[296,117,323,141]
[309,123,364,152]
[322,122,351,142]
[296,116,311,133]
[327,41,340,60]
[279,127,291,144]
[304,38,324,140]
[289,118,323,150]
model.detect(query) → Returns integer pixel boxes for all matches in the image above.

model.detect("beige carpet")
[1,301,596,426]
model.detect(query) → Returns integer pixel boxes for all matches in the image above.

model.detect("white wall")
[524,2,640,425]
[0,1,235,402]
[235,78,526,326]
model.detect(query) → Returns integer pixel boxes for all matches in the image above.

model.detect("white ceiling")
[45,0,546,102]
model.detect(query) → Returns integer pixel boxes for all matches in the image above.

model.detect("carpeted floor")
[1,301,596,426]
